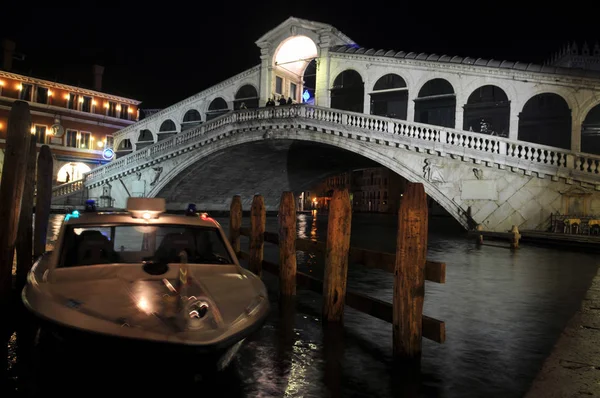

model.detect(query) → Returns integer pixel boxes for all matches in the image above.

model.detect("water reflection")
[3,213,599,397]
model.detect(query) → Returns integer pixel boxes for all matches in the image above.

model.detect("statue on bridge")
[150,166,163,186]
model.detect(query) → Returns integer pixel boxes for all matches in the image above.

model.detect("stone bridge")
[51,105,600,232]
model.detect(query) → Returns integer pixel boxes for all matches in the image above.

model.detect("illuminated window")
[81,96,92,112]
[67,93,78,110]
[66,129,78,148]
[79,131,91,148]
[120,104,129,120]
[290,82,297,101]
[34,125,47,144]
[36,87,48,104]
[275,76,283,95]
[107,101,117,117]
[19,84,33,101]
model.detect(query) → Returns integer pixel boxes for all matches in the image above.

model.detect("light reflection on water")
[3,212,599,397]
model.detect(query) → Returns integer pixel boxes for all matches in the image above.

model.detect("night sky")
[1,2,597,109]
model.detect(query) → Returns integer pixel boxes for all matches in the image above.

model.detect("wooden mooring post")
[229,195,242,254]
[34,145,53,258]
[15,132,37,291]
[233,185,446,362]
[393,182,428,361]
[0,101,32,306]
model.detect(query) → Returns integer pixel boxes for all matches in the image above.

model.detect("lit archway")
[273,35,318,103]
[57,162,92,183]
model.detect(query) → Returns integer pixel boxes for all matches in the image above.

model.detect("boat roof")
[63,211,222,228]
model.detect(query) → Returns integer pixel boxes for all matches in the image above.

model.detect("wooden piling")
[15,135,37,291]
[229,195,242,254]
[249,194,265,276]
[393,182,428,362]
[0,101,32,305]
[278,192,297,297]
[33,145,53,259]
[322,189,352,323]
[510,225,520,250]
[476,224,484,245]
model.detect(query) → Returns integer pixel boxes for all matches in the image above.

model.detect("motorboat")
[22,197,269,371]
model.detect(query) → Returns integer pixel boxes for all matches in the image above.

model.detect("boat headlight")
[245,295,265,317]
[185,297,210,329]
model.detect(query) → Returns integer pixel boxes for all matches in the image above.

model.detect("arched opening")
[518,93,572,149]
[463,85,510,137]
[370,74,408,120]
[137,129,154,150]
[331,70,364,113]
[116,139,133,158]
[57,162,92,183]
[414,78,456,128]
[158,119,177,142]
[182,109,202,131]
[302,59,317,105]
[582,104,600,155]
[234,85,259,110]
[206,97,229,121]
[273,35,318,103]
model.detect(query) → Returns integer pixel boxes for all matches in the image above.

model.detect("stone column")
[571,119,582,153]
[315,34,332,108]
[454,104,463,131]
[407,96,416,123]
[508,101,520,141]
[258,44,272,107]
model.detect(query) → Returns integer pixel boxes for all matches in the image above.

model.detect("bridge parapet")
[82,105,600,190]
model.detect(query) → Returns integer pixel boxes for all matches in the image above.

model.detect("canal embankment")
[525,267,600,397]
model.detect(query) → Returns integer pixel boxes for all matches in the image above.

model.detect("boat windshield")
[59,224,234,267]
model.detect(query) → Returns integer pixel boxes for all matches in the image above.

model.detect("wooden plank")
[237,250,445,343]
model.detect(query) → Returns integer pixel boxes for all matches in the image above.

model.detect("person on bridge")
[286,97,293,105]
[266,98,275,107]
[65,172,70,183]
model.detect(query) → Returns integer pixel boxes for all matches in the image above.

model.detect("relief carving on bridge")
[423,158,445,183]
[150,167,163,187]
[132,171,147,197]
[473,168,484,180]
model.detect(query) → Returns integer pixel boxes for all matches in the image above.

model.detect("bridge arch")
[463,85,510,137]
[234,84,259,110]
[414,78,456,128]
[330,69,365,113]
[369,73,408,120]
[581,103,600,155]
[518,92,572,149]
[115,138,133,158]
[148,129,470,228]
[206,97,229,121]
[158,119,178,141]
[181,108,202,130]
[136,129,155,149]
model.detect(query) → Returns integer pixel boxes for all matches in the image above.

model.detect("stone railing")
[78,104,600,190]
[51,180,85,198]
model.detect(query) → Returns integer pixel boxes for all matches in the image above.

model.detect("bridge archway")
[206,97,229,121]
[463,85,510,137]
[331,69,364,113]
[414,78,456,128]
[370,73,408,120]
[158,119,177,141]
[234,85,259,110]
[149,130,470,229]
[57,162,91,183]
[115,139,132,158]
[581,104,600,155]
[136,129,154,149]
[273,35,318,103]
[518,93,572,149]
[181,109,202,130]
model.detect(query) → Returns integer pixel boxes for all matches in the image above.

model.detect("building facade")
[0,39,141,185]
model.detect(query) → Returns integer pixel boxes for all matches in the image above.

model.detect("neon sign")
[102,147,115,160]
[302,90,311,102]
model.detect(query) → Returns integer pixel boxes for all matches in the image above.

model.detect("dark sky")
[1,2,597,108]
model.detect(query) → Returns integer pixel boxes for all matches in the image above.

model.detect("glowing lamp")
[17,83,22,90]
[64,93,70,100]
[47,90,53,96]
[78,97,84,103]
[92,100,97,106]
[126,197,166,219]
[97,140,104,148]
[0,80,4,86]
[104,102,109,108]
[116,104,122,111]
[128,108,133,113]
[302,90,310,102]
[30,126,35,134]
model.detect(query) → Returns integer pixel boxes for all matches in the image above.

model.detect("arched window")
[331,70,364,113]
[370,74,408,120]
[414,78,456,128]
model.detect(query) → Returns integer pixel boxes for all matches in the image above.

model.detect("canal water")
[2,212,598,397]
